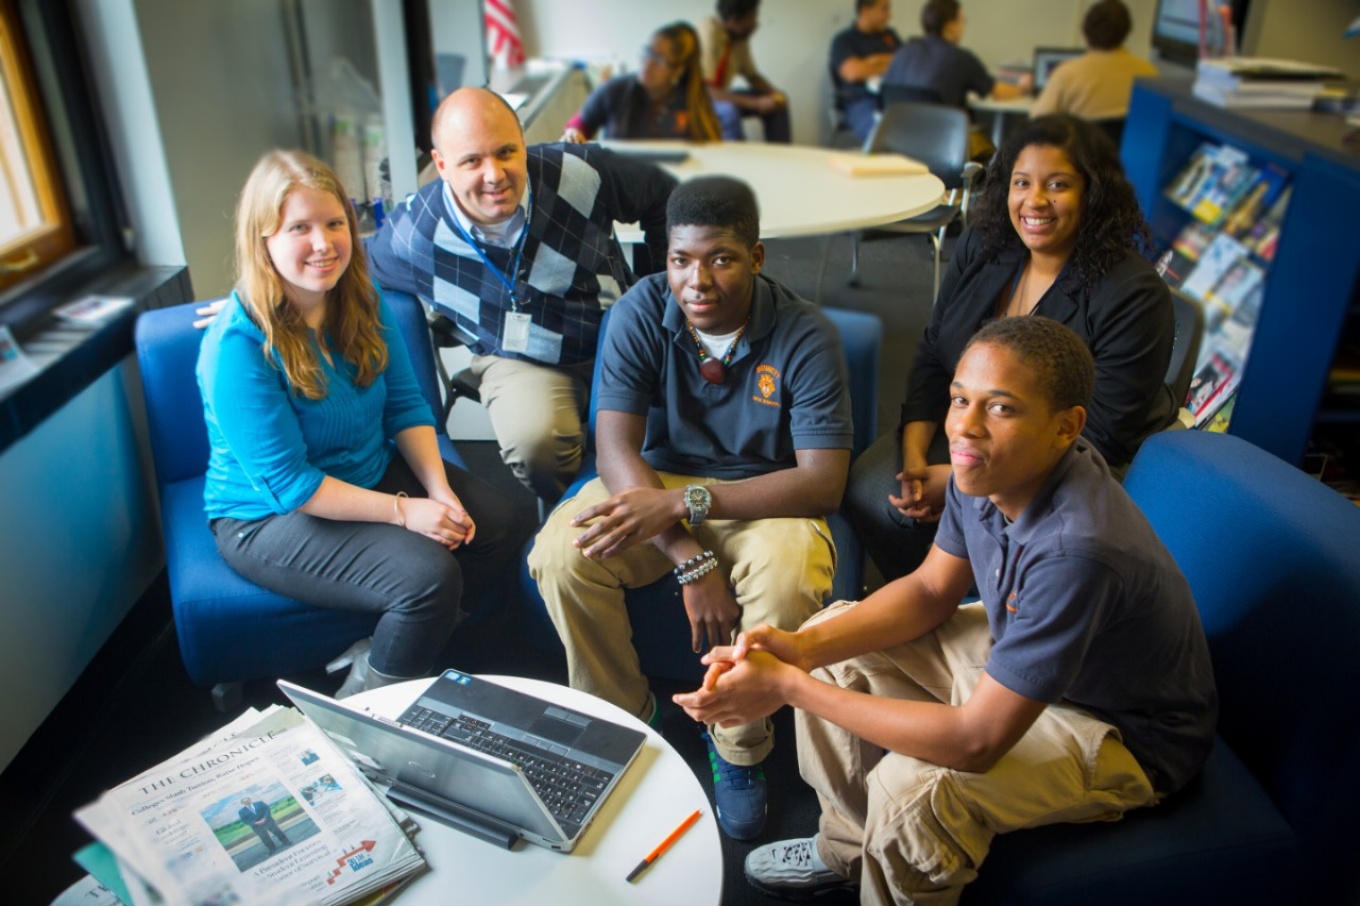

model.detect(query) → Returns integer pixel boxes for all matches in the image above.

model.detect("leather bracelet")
[672,550,715,579]
[676,556,720,586]
[393,491,409,527]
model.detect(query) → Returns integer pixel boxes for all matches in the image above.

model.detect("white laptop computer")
[278,669,646,852]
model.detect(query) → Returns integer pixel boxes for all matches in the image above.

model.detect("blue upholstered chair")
[963,430,1360,906]
[135,290,463,705]
[520,305,883,682]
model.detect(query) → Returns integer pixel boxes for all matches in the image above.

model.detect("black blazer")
[902,226,1175,469]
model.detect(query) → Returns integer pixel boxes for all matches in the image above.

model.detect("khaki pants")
[471,354,592,501]
[799,601,1158,906]
[528,473,836,764]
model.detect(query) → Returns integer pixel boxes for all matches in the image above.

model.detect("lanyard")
[451,196,531,310]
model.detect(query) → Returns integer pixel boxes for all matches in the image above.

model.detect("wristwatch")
[682,484,712,526]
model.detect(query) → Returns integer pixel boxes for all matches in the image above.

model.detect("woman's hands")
[891,464,952,523]
[397,489,475,550]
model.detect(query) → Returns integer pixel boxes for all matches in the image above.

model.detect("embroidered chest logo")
[1006,591,1019,614]
[753,364,781,407]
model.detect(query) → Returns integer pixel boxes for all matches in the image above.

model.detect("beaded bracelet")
[672,550,715,579]
[676,556,720,586]
[393,491,409,527]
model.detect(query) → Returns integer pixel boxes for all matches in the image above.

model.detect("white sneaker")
[744,835,854,900]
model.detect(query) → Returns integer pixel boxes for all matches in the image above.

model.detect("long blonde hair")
[659,21,722,143]
[234,149,387,400]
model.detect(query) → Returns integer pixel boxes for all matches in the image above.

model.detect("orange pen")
[625,809,702,882]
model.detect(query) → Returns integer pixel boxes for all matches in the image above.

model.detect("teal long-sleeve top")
[197,289,434,521]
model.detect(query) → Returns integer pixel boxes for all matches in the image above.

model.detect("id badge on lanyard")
[503,311,532,353]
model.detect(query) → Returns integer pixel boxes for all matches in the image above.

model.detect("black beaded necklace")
[685,317,749,384]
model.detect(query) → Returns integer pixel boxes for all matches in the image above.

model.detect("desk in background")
[351,675,723,906]
[609,141,944,243]
[968,94,1035,148]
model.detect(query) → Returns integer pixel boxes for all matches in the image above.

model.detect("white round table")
[350,675,723,906]
[609,140,944,242]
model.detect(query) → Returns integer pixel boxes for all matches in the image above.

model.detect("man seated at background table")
[829,0,902,144]
[1031,0,1158,122]
[676,316,1218,904]
[700,0,792,142]
[882,0,1031,159]
[364,87,677,504]
[529,175,852,842]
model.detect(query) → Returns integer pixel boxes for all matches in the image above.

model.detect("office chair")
[135,290,467,709]
[1091,116,1126,150]
[827,101,983,302]
[427,310,483,426]
[878,83,944,107]
[1166,286,1205,414]
[518,305,883,682]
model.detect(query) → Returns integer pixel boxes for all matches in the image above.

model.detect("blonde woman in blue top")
[198,150,523,697]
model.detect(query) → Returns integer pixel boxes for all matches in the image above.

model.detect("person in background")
[366,88,677,504]
[197,150,524,699]
[843,114,1174,584]
[882,0,1032,159]
[1031,0,1158,121]
[829,0,901,143]
[698,0,791,143]
[562,21,722,143]
[677,316,1217,905]
[529,176,852,842]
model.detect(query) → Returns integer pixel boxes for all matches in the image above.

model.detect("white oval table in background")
[608,140,944,242]
[350,674,723,906]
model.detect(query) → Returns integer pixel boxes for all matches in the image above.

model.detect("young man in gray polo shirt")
[529,176,853,841]
[676,316,1217,904]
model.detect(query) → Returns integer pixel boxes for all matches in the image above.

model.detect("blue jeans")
[212,457,525,677]
[714,91,792,143]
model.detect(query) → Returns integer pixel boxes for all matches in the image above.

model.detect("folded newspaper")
[75,706,427,906]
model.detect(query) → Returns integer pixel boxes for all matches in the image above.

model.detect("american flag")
[485,0,526,70]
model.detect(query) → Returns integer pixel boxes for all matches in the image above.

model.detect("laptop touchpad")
[527,706,589,747]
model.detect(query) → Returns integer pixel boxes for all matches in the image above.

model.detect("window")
[0,0,127,329]
[0,0,75,294]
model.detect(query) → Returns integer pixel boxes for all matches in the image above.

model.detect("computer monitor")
[1151,0,1253,67]
[1032,47,1085,92]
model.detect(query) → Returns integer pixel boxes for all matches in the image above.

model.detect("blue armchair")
[520,305,883,682]
[135,290,463,702]
[963,430,1360,905]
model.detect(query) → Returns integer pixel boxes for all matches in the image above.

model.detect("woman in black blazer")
[846,114,1175,583]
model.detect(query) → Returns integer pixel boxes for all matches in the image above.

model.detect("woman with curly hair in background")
[845,114,1175,583]
[562,21,721,143]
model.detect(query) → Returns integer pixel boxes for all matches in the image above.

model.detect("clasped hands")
[890,463,952,523]
[402,490,475,551]
[672,625,802,727]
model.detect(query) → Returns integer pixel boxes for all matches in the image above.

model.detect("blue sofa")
[135,291,464,694]
[963,430,1360,905]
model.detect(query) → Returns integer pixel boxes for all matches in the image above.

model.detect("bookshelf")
[1122,78,1360,469]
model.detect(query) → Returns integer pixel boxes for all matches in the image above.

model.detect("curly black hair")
[969,114,1154,299]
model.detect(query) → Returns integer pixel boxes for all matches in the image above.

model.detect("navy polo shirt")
[597,273,853,480]
[934,440,1218,794]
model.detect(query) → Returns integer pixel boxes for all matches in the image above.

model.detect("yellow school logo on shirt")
[754,364,780,407]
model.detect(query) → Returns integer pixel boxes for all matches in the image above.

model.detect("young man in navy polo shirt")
[529,176,853,840]
[675,317,1217,903]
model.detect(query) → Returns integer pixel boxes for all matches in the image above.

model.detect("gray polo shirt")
[596,273,853,479]
[935,440,1218,793]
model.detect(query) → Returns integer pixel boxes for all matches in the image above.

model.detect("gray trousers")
[212,456,525,677]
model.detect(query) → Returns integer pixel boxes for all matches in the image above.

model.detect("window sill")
[0,264,190,456]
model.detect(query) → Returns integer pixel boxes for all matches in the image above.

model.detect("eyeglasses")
[640,46,679,67]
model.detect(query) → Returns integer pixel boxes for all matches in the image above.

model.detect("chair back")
[1092,116,1126,149]
[866,101,971,190]
[879,83,943,106]
[1165,287,1204,408]
[1124,431,1360,872]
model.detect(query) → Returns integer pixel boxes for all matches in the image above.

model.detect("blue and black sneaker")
[703,732,767,840]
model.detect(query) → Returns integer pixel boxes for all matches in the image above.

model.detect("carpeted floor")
[0,229,947,905]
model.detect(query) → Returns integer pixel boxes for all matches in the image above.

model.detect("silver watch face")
[685,485,711,522]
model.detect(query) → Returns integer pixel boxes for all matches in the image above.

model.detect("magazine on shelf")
[1240,184,1292,262]
[1189,148,1257,226]
[75,707,427,906]
[1220,164,1290,239]
[1204,259,1265,321]
[1187,349,1243,428]
[1180,232,1250,302]
[1164,142,1220,210]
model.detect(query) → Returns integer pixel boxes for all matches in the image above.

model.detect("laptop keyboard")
[400,707,612,827]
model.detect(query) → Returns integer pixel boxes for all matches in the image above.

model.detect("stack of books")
[1192,57,1344,109]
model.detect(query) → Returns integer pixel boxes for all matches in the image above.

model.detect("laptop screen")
[1032,47,1085,91]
